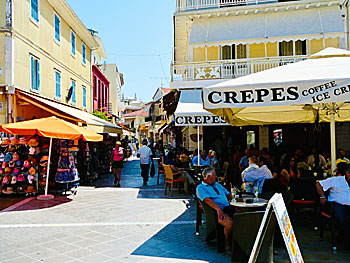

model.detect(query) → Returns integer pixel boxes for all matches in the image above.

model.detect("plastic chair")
[163,164,185,197]
[197,199,225,252]
[156,159,165,184]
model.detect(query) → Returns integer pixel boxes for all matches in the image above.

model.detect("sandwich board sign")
[248,193,304,263]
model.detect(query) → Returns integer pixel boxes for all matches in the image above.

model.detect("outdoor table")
[230,197,268,210]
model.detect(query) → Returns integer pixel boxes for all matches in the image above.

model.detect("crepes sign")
[175,115,228,126]
[203,80,350,109]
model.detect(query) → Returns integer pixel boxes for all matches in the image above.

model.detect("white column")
[330,112,336,175]
[197,125,200,165]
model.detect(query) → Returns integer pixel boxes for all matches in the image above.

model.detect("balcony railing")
[171,56,308,82]
[176,0,278,12]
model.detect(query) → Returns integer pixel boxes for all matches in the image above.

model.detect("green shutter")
[31,56,34,90]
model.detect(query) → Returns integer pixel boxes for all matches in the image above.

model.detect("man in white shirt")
[316,165,350,246]
[137,138,153,185]
[242,156,273,194]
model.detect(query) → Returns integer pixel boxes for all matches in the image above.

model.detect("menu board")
[248,193,304,263]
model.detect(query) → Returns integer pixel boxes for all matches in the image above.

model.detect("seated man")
[316,165,350,248]
[196,167,234,253]
[192,150,210,166]
[242,156,272,194]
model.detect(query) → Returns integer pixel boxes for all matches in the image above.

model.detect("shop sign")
[175,115,228,126]
[249,193,303,263]
[204,80,350,109]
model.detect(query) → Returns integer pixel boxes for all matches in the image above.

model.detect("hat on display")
[29,147,35,155]
[18,137,28,145]
[41,166,47,175]
[30,158,37,166]
[28,167,36,176]
[5,153,12,162]
[12,152,19,161]
[15,160,22,168]
[13,168,20,175]
[10,137,19,145]
[40,156,49,166]
[2,162,7,169]
[24,185,36,193]
[27,174,34,184]
[2,186,14,194]
[4,167,11,175]
[23,160,31,169]
[8,146,16,152]
[0,169,4,176]
[1,138,10,145]
[8,161,15,168]
[28,139,39,147]
[0,153,5,162]
[2,175,10,185]
[10,175,17,184]
[17,174,25,182]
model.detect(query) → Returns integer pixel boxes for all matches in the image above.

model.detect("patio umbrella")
[0,116,103,199]
[202,48,350,174]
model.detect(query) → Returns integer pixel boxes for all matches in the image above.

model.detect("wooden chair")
[156,158,165,184]
[163,164,185,197]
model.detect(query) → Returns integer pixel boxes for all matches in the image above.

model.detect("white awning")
[189,6,344,46]
[174,90,228,126]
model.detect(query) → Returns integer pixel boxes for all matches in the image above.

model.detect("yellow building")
[0,0,99,125]
[172,0,348,150]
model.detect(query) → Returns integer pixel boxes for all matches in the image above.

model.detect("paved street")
[0,158,349,262]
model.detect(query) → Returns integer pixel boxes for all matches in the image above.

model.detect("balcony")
[176,0,278,13]
[171,56,308,82]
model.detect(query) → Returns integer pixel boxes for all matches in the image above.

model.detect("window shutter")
[31,56,34,90]
[36,60,40,91]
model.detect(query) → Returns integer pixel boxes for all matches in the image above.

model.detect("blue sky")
[67,0,174,102]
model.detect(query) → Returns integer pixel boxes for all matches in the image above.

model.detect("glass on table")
[231,186,237,200]
[253,186,259,200]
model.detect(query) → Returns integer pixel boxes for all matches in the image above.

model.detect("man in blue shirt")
[197,167,234,253]
[192,150,210,166]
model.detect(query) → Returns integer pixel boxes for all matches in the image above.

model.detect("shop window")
[54,13,60,43]
[71,31,76,56]
[82,43,86,64]
[30,55,40,91]
[82,86,86,108]
[31,0,39,23]
[237,44,247,59]
[295,40,307,55]
[247,131,255,148]
[55,70,61,99]
[221,44,246,60]
[279,41,293,56]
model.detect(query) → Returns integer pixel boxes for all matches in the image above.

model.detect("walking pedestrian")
[137,138,153,185]
[110,141,124,187]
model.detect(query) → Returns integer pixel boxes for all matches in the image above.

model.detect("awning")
[154,120,167,133]
[174,90,228,126]
[16,89,122,134]
[189,6,344,46]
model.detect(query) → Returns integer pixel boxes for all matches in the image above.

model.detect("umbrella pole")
[197,126,200,166]
[330,112,336,175]
[37,137,54,200]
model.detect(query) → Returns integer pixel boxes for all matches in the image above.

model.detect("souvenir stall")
[0,116,103,200]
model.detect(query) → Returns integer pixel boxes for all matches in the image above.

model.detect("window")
[82,86,87,108]
[55,70,61,98]
[54,14,60,43]
[82,43,86,64]
[71,31,76,56]
[71,80,76,104]
[31,0,39,23]
[295,40,307,55]
[221,44,246,60]
[279,41,293,56]
[30,56,40,91]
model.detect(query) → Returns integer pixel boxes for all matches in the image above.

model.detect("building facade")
[172,0,350,152]
[0,0,99,123]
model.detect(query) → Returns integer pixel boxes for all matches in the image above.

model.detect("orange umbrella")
[0,116,103,141]
[0,116,103,199]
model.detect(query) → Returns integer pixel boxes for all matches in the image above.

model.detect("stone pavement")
[0,157,349,262]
